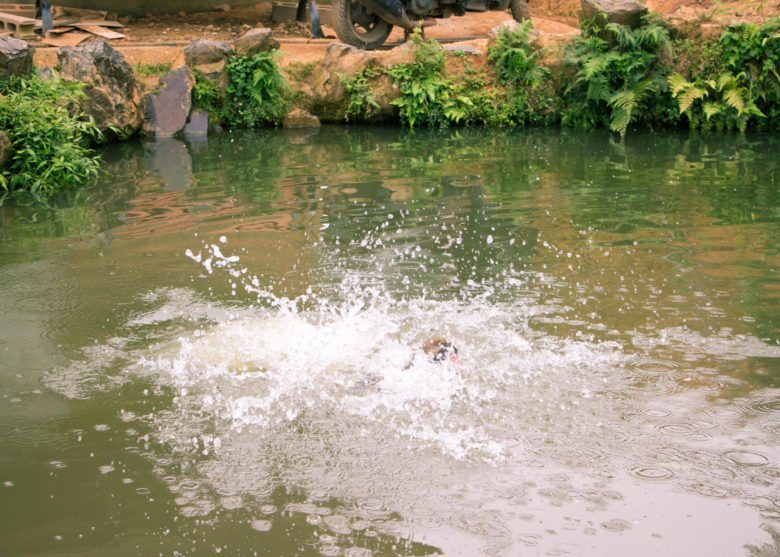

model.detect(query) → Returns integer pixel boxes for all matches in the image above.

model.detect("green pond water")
[0,127,779,556]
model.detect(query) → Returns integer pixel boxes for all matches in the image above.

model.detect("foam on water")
[42,236,780,554]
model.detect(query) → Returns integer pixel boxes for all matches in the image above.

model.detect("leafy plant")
[191,53,290,128]
[487,20,546,87]
[192,69,223,120]
[341,67,382,121]
[387,35,474,127]
[668,71,765,131]
[0,72,101,200]
[669,19,780,131]
[485,20,557,126]
[563,15,676,137]
[224,52,289,128]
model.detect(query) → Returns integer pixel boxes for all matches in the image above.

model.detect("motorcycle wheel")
[332,0,393,50]
[509,0,530,20]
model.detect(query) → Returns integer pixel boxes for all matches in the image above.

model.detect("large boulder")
[184,39,233,94]
[143,66,195,137]
[0,37,33,79]
[184,39,233,67]
[580,0,647,29]
[57,41,143,138]
[234,28,279,58]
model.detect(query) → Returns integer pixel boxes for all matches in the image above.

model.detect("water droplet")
[629,466,674,480]
[250,519,272,532]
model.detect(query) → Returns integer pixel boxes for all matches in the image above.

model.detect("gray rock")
[143,66,195,137]
[184,110,209,136]
[444,44,482,56]
[580,0,648,29]
[57,41,143,138]
[283,108,320,129]
[0,130,11,169]
[0,37,33,79]
[184,39,233,94]
[184,39,233,67]
[234,28,279,57]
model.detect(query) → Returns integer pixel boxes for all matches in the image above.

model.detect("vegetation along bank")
[0,5,779,201]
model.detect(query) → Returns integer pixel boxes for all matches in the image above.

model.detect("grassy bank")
[193,17,779,135]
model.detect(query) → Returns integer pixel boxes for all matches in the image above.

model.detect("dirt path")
[31,0,779,70]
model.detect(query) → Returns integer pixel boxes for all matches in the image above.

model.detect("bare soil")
[43,0,780,46]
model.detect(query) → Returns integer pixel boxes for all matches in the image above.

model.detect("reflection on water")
[0,128,779,556]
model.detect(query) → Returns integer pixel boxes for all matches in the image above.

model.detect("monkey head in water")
[422,336,460,365]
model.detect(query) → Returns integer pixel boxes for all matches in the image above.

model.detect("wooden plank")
[45,26,74,35]
[74,24,125,39]
[41,32,90,47]
[72,19,123,28]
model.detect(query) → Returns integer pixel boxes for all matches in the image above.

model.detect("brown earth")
[30,0,780,70]
[32,0,780,47]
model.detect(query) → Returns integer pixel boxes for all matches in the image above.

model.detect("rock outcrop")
[297,41,416,122]
[0,37,33,79]
[57,41,143,138]
[143,67,195,137]
[184,39,233,93]
[580,0,648,29]
[234,28,279,57]
[283,108,320,129]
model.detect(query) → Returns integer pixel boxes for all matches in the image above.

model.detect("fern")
[565,15,675,135]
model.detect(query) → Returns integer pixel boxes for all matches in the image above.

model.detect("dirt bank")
[30,0,780,49]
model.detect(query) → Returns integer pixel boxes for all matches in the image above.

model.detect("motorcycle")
[329,0,530,50]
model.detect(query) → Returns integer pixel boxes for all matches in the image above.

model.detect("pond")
[0,127,779,556]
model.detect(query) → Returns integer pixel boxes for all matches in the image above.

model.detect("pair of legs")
[295,0,324,39]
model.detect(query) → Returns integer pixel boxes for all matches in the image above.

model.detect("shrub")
[192,52,289,128]
[0,73,101,201]
[669,19,780,131]
[387,36,473,128]
[223,52,289,128]
[487,20,546,88]
[563,15,677,137]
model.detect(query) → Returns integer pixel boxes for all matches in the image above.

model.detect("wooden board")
[72,19,123,28]
[74,24,125,39]
[41,32,90,47]
[45,26,74,35]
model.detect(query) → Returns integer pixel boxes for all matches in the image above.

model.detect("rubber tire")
[509,0,530,21]
[332,0,394,50]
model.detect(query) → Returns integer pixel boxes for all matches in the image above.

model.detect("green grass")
[133,62,173,78]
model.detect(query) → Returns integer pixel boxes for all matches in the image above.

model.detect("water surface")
[1,127,779,556]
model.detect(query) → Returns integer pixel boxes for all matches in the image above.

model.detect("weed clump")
[562,14,677,137]
[669,19,780,131]
[0,72,101,201]
[193,51,289,128]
